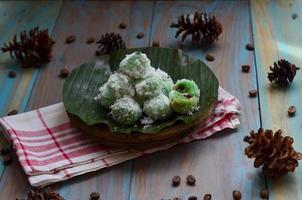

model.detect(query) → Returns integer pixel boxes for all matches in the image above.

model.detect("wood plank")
[0,0,62,185]
[251,0,302,199]
[129,1,264,199]
[0,1,154,199]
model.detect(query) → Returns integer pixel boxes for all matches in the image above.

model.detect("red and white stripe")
[0,87,240,187]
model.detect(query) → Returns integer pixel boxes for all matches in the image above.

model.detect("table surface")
[0,0,301,199]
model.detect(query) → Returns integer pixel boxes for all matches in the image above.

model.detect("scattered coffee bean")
[233,190,242,200]
[152,41,160,47]
[95,50,101,56]
[173,197,181,200]
[44,188,64,200]
[0,148,10,155]
[245,43,254,51]
[3,154,13,165]
[186,175,196,186]
[260,188,269,199]
[65,35,76,44]
[59,67,69,78]
[119,22,127,29]
[288,105,296,116]
[7,109,18,116]
[204,194,212,200]
[291,13,298,20]
[19,187,64,200]
[172,175,181,186]
[205,54,215,62]
[188,196,197,200]
[8,70,16,78]
[90,192,100,200]
[241,65,251,73]
[86,37,95,44]
[249,90,258,97]
[136,32,144,39]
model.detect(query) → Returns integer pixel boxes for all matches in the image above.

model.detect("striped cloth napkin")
[0,87,240,187]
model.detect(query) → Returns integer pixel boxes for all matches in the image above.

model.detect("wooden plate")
[68,101,215,149]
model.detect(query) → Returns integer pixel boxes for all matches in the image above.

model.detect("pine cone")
[267,59,300,87]
[96,32,126,55]
[244,128,302,177]
[1,27,55,68]
[170,11,222,45]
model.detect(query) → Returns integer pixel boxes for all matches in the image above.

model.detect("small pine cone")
[96,32,126,55]
[170,11,222,45]
[1,27,55,68]
[267,59,300,87]
[244,128,302,177]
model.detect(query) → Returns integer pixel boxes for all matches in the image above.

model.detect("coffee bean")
[86,37,95,44]
[3,154,13,165]
[173,198,181,200]
[288,106,296,116]
[0,148,10,156]
[233,190,242,200]
[59,68,69,78]
[8,70,16,78]
[186,175,196,186]
[260,188,269,199]
[241,65,251,73]
[136,32,144,39]
[65,35,75,44]
[119,22,127,29]
[292,13,298,20]
[90,192,100,200]
[152,41,160,47]
[95,50,101,56]
[7,109,18,116]
[205,54,215,62]
[249,90,258,97]
[203,194,211,200]
[245,43,254,51]
[188,196,197,200]
[172,175,181,186]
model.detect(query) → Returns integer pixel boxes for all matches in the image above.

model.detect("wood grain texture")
[0,0,62,190]
[129,1,264,200]
[251,0,302,199]
[0,1,154,200]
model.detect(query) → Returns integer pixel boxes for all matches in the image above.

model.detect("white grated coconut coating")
[95,83,114,109]
[143,94,172,121]
[110,97,142,125]
[106,72,135,99]
[155,68,174,96]
[143,67,174,97]
[135,76,162,100]
[119,52,151,79]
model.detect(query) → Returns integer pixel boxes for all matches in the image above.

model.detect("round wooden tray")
[68,101,216,149]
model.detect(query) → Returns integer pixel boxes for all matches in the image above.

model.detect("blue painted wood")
[251,0,302,199]
[0,1,155,199]
[0,1,62,191]
[129,1,264,199]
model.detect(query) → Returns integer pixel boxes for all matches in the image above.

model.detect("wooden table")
[0,1,301,199]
